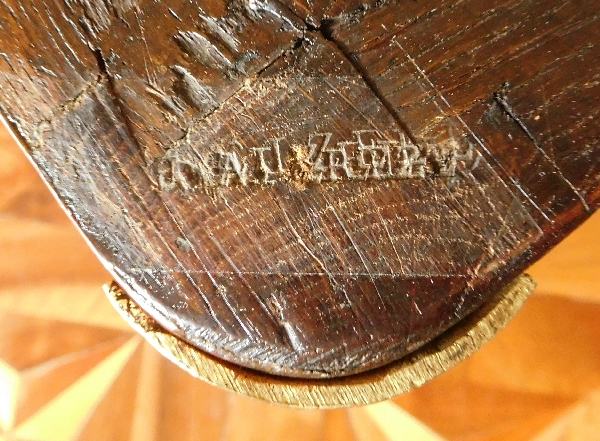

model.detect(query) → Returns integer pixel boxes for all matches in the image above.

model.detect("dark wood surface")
[2,121,600,438]
[0,0,598,378]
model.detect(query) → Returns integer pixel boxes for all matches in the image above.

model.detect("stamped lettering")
[157,130,474,191]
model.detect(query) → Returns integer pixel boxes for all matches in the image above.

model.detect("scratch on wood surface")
[157,200,234,335]
[494,82,591,213]
[204,229,276,332]
[277,200,335,282]
[129,268,472,277]
[320,21,421,148]
[420,1,574,98]
[321,77,389,136]
[391,38,552,224]
[87,88,233,339]
[134,8,158,87]
[30,73,105,144]
[325,201,387,309]
[65,0,139,33]
[164,37,304,146]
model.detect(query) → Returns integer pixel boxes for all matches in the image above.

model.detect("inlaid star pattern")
[1,124,598,441]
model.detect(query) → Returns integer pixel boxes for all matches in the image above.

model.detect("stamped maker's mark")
[157,129,474,191]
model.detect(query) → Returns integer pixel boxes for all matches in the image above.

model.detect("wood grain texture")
[0,0,598,378]
[1,122,600,438]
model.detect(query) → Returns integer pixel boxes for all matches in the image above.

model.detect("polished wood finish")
[0,0,598,378]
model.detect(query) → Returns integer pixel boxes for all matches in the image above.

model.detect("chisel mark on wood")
[64,0,138,33]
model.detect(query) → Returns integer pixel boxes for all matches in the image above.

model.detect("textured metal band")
[105,274,535,408]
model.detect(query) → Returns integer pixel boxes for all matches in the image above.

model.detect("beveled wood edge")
[103,274,535,408]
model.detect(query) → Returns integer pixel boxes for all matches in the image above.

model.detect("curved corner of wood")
[103,274,536,409]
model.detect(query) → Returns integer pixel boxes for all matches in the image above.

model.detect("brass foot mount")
[105,274,535,409]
